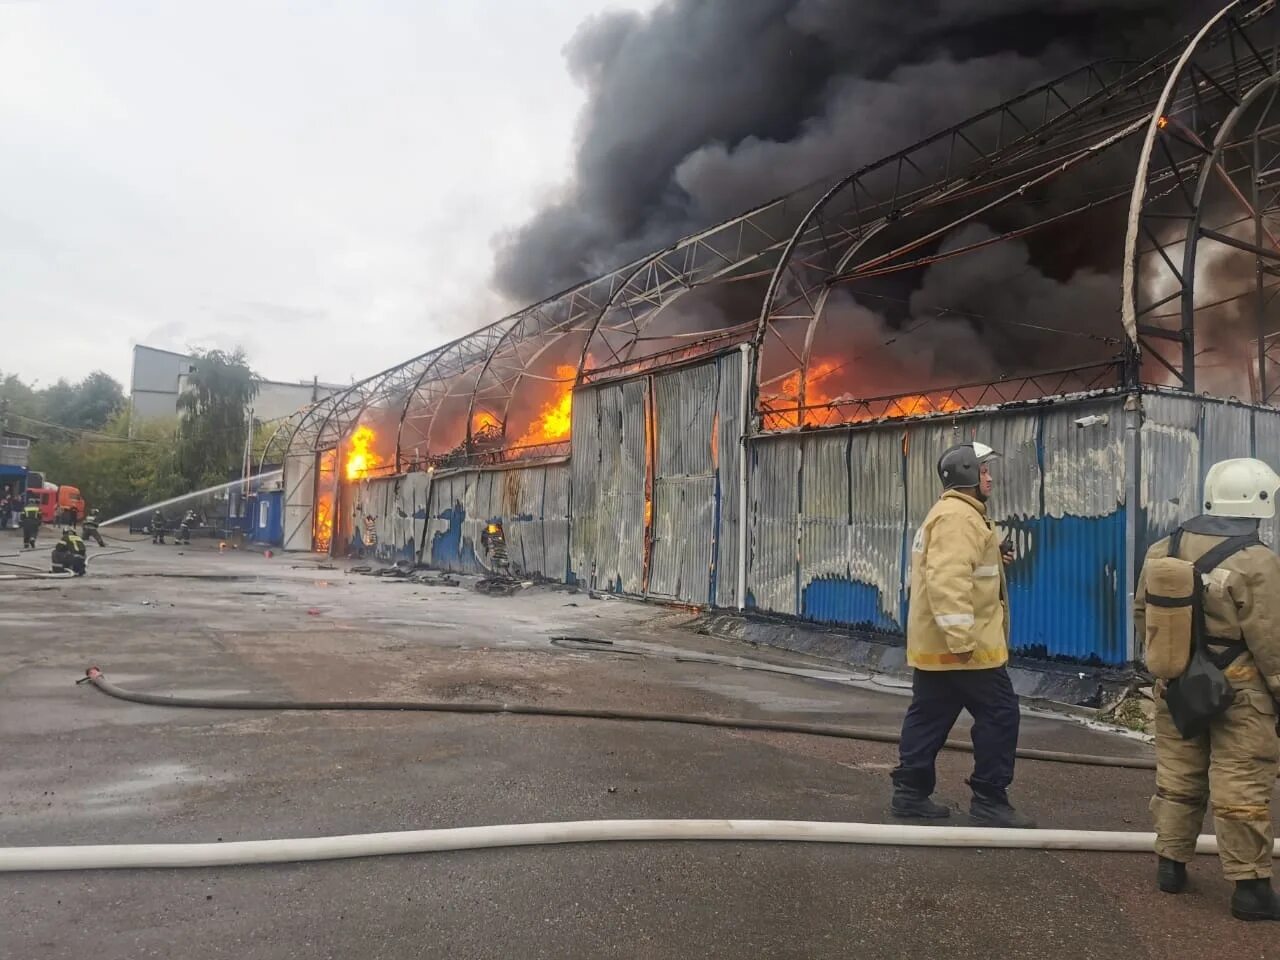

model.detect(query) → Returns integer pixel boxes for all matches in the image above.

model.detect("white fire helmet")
[1204,458,1280,519]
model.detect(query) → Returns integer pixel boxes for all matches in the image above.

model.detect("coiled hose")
[80,668,1155,771]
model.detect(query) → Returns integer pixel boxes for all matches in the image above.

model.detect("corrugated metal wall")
[568,378,647,592]
[746,396,1131,663]
[650,363,718,602]
[1140,393,1202,544]
[415,464,570,577]
[747,436,800,615]
[567,352,741,600]
[715,350,745,608]
[1255,406,1280,547]
[282,452,316,552]
[1028,403,1127,662]
[568,387,600,585]
[1140,394,1279,551]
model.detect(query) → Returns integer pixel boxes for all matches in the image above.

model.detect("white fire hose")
[1,819,1266,872]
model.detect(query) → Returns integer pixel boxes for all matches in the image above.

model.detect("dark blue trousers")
[891,666,1020,799]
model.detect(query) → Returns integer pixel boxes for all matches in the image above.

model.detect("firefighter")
[1134,458,1280,921]
[890,441,1034,828]
[82,508,105,547]
[19,500,41,549]
[151,509,167,545]
[175,509,196,545]
[51,528,86,575]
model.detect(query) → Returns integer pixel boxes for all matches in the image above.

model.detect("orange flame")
[472,410,501,434]
[345,425,383,481]
[881,394,964,419]
[765,359,841,428]
[516,365,575,447]
[314,448,337,552]
[764,358,968,428]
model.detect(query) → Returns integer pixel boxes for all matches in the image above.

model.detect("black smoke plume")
[493,0,1223,305]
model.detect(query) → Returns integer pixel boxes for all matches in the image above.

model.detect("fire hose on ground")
[0,669,1231,874]
[77,667,1155,770]
[2,818,1267,873]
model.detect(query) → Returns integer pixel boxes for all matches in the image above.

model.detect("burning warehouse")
[265,2,1280,667]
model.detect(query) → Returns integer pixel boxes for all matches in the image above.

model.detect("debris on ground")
[1101,685,1156,735]
[474,577,532,596]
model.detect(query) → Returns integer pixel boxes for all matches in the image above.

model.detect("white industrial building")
[129,345,344,426]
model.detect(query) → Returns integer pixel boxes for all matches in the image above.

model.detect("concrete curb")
[694,613,1138,712]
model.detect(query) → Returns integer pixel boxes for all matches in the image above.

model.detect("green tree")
[42,371,126,430]
[28,414,177,520]
[1,368,126,431]
[174,348,260,489]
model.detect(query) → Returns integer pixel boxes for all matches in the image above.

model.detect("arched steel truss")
[270,0,1280,483]
[1123,0,1280,395]
[747,52,1185,429]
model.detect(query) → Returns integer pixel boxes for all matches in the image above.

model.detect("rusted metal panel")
[1141,393,1201,545]
[747,436,800,615]
[715,350,744,608]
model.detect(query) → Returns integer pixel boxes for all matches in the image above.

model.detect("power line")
[6,412,162,446]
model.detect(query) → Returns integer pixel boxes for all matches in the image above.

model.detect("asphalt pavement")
[1,530,1276,959]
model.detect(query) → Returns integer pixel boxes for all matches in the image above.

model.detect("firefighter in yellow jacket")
[890,441,1035,828]
[1134,458,1280,922]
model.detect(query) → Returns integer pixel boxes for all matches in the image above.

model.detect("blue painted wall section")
[801,576,899,633]
[1004,511,1127,665]
[429,500,480,573]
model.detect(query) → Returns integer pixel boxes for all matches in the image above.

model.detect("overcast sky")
[0,0,659,390]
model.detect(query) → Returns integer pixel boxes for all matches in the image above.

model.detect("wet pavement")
[1,530,1276,959]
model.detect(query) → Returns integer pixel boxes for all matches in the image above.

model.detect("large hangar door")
[282,452,316,552]
[569,379,647,593]
[648,363,717,603]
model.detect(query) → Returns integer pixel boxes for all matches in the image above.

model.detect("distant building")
[0,428,36,493]
[128,345,344,426]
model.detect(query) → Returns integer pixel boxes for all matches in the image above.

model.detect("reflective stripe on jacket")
[906,489,1010,671]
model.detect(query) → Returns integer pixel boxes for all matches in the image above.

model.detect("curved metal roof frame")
[1181,68,1280,401]
[280,5,1280,466]
[452,269,625,455]
[748,53,1183,430]
[1123,0,1280,393]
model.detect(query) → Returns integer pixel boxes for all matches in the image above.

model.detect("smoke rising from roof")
[493,0,1221,305]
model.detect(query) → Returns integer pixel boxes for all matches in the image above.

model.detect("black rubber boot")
[968,788,1037,829]
[1157,857,1187,894]
[890,788,951,820]
[1231,879,1280,921]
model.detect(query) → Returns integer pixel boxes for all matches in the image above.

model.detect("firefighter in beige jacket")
[905,489,1010,670]
[890,441,1034,828]
[1134,457,1280,922]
